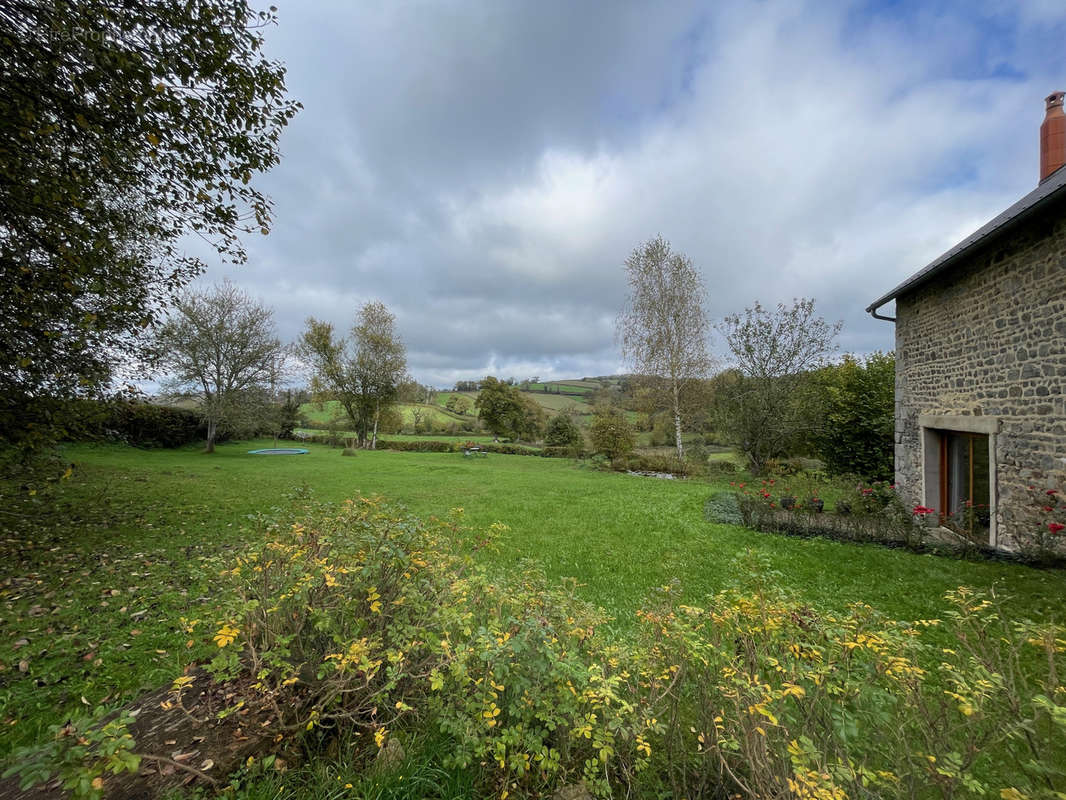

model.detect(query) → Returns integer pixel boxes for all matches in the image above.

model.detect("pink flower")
[1048,522,1065,534]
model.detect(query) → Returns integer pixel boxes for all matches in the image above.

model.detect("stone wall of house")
[894,199,1066,552]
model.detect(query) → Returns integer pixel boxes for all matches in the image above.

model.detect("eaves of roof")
[866,165,1066,316]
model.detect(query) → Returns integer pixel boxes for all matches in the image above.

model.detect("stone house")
[866,92,1066,552]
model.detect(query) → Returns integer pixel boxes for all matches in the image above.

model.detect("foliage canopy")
[716,298,841,473]
[300,302,408,448]
[0,0,299,445]
[153,282,287,453]
[475,377,545,441]
[617,236,712,461]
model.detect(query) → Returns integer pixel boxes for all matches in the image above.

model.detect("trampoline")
[247,448,309,455]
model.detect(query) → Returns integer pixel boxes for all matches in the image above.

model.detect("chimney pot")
[1040,91,1066,183]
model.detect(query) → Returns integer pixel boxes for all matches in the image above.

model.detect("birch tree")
[154,282,287,453]
[616,236,713,461]
[300,302,407,449]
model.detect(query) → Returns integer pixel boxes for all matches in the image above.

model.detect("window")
[920,414,999,548]
[938,431,991,539]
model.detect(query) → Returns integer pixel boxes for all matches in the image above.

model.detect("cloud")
[197,0,1065,387]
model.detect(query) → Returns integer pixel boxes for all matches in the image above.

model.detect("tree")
[153,282,287,453]
[475,377,544,441]
[544,413,584,449]
[300,302,407,449]
[446,395,472,415]
[0,2,300,441]
[716,298,841,473]
[811,352,895,481]
[617,235,713,462]
[589,407,635,460]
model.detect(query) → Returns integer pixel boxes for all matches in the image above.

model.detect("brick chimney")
[1040,91,1066,183]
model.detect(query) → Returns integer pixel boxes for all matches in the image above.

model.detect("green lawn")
[2,440,1063,764]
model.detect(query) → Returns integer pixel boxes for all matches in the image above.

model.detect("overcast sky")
[193,0,1066,388]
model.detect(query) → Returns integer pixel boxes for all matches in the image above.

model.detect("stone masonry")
[894,196,1066,551]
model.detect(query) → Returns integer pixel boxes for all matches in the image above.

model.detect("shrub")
[589,407,635,460]
[703,492,744,525]
[811,352,895,482]
[609,453,690,476]
[636,555,1066,798]
[705,459,739,475]
[67,399,204,448]
[19,500,1062,799]
[540,445,587,459]
[543,413,583,448]
[375,438,455,453]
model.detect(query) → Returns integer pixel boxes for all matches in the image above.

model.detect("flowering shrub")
[1020,485,1066,562]
[635,554,1066,799]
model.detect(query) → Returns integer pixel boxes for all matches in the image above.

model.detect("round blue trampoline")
[247,448,309,455]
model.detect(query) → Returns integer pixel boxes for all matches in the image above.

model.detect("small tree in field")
[153,282,287,453]
[589,407,636,460]
[300,302,407,449]
[446,395,473,415]
[544,413,584,449]
[716,298,841,473]
[617,235,713,462]
[475,377,544,441]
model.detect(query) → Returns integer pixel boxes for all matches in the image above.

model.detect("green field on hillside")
[300,400,472,428]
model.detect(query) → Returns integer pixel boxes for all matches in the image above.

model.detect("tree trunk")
[370,400,380,449]
[672,381,684,462]
[205,419,217,454]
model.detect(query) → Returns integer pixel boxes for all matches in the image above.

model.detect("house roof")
[866,164,1066,316]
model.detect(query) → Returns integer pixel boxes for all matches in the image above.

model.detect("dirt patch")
[0,669,282,799]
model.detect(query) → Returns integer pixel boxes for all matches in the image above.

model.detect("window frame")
[919,414,999,548]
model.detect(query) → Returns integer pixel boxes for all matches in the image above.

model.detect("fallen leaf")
[13,638,28,649]
[201,759,214,770]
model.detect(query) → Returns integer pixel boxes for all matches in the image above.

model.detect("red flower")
[1048,522,1065,534]
[913,505,936,516]
[1047,489,1058,496]
[1044,506,1054,512]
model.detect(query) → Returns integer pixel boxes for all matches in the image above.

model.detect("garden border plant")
[715,475,1066,568]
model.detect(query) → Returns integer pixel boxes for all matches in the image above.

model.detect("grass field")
[2,440,1063,797]
[520,391,593,414]
[300,400,472,428]
[4,441,1063,754]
